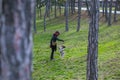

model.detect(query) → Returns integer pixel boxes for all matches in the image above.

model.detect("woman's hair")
[55,31,60,35]
[53,31,60,36]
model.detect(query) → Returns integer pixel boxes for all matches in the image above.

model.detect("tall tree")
[65,0,69,31]
[85,0,91,16]
[73,0,76,13]
[105,0,108,21]
[54,0,57,18]
[71,0,74,14]
[71,0,75,14]
[114,0,118,22]
[44,0,49,32]
[102,0,105,16]
[58,2,62,16]
[39,0,42,19]
[0,0,34,80]
[77,0,82,32]
[0,0,2,79]
[47,0,51,18]
[108,0,113,26]
[87,0,99,80]
[33,0,37,33]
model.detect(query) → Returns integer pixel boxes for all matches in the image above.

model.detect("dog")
[59,45,66,57]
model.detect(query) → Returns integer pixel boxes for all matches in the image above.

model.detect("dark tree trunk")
[47,0,51,18]
[49,0,52,12]
[65,0,69,31]
[77,0,82,32]
[102,1,105,16]
[44,2,48,32]
[59,5,61,16]
[71,0,75,14]
[69,0,71,14]
[64,3,66,16]
[33,0,37,33]
[39,7,42,19]
[73,0,76,12]
[43,0,51,31]
[114,0,118,22]
[105,0,108,21]
[87,0,99,80]
[0,0,2,79]
[51,2,53,12]
[70,0,72,14]
[85,0,91,16]
[39,0,42,19]
[108,0,112,26]
[54,0,57,18]
[0,0,34,80]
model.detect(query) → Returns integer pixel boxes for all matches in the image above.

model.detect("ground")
[32,9,120,80]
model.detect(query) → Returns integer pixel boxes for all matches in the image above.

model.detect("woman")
[50,31,64,60]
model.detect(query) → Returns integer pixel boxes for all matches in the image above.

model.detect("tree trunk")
[0,0,2,79]
[54,0,57,18]
[114,0,118,22]
[51,2,53,12]
[47,0,51,18]
[1,0,34,80]
[59,5,61,16]
[44,0,50,32]
[85,0,91,16]
[69,0,71,14]
[71,0,74,14]
[105,0,108,21]
[87,0,99,80]
[39,0,42,19]
[44,4,48,32]
[77,0,82,32]
[65,0,69,32]
[39,7,42,19]
[33,0,37,33]
[102,1,105,16]
[108,0,112,26]
[73,0,76,12]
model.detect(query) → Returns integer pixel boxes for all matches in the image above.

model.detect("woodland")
[0,0,120,80]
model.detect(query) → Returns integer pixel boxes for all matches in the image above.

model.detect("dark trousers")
[50,45,57,60]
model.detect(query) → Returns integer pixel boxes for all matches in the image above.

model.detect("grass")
[32,8,120,80]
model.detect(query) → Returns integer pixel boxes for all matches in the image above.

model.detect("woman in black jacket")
[50,31,64,60]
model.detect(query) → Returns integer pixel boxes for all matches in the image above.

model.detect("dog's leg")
[61,51,64,57]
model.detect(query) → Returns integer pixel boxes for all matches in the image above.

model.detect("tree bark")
[39,7,42,19]
[54,0,57,18]
[102,1,105,16]
[73,0,76,12]
[65,0,69,31]
[77,0,82,32]
[0,0,2,79]
[114,0,118,22]
[33,0,37,33]
[105,0,108,21]
[85,0,91,16]
[108,0,112,26]
[47,0,51,18]
[59,5,62,16]
[44,0,49,32]
[1,0,34,80]
[87,0,99,80]
[71,0,75,14]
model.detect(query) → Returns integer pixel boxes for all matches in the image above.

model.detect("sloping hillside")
[32,10,120,80]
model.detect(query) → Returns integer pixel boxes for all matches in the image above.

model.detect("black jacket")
[50,34,63,47]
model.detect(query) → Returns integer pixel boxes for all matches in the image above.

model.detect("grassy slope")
[32,9,120,80]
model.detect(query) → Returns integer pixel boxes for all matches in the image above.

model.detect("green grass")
[32,8,120,80]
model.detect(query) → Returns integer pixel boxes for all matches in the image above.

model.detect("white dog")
[59,45,65,57]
